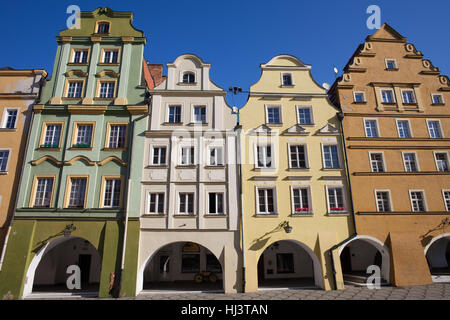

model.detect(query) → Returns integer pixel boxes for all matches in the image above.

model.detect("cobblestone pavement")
[27,283,450,300]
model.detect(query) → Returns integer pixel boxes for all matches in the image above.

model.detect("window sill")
[145,165,169,169]
[70,147,93,151]
[177,82,197,86]
[94,97,115,101]
[280,85,295,88]
[297,123,315,126]
[0,128,17,132]
[385,68,399,71]
[98,63,120,66]
[103,147,127,151]
[173,214,197,218]
[431,103,445,106]
[187,122,208,126]
[381,102,397,105]
[254,167,277,171]
[38,147,61,151]
[176,165,198,169]
[327,211,349,216]
[204,165,226,169]
[291,212,313,217]
[162,122,183,126]
[62,97,83,101]
[67,63,88,66]
[322,167,342,171]
[288,168,310,171]
[254,214,278,217]
[266,123,283,127]
[402,102,418,106]
[142,214,166,217]
[0,172,7,175]
[203,214,227,218]
[353,101,367,104]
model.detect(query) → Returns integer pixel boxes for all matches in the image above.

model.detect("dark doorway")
[79,254,91,284]
[258,253,265,281]
[341,246,352,273]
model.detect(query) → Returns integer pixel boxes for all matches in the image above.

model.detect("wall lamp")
[63,223,76,237]
[281,221,292,233]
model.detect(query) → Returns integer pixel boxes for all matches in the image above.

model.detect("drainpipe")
[115,108,148,298]
[0,74,45,270]
[235,120,246,293]
[328,111,358,290]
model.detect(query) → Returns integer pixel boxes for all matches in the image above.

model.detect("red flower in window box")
[295,208,309,211]
[331,207,345,210]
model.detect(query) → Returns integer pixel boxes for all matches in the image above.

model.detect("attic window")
[182,72,195,84]
[282,73,293,86]
[385,59,398,70]
[96,22,110,34]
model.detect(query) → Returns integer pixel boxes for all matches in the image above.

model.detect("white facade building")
[136,54,241,294]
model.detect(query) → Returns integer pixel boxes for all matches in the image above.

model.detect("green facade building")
[0,8,148,299]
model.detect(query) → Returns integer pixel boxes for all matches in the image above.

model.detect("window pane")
[298,108,311,124]
[34,178,54,207]
[68,178,87,208]
[5,110,17,129]
[290,145,306,168]
[267,107,280,123]
[109,125,126,148]
[44,124,62,147]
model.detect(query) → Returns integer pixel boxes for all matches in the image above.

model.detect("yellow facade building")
[238,55,354,292]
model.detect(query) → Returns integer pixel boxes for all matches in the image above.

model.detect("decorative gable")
[247,124,275,136]
[317,124,339,135]
[282,124,309,136]
[367,23,406,43]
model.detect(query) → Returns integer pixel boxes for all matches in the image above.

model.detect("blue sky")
[1,0,449,107]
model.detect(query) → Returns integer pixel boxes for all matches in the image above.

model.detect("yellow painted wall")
[239,55,354,292]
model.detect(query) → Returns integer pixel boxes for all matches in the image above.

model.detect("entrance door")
[79,254,91,284]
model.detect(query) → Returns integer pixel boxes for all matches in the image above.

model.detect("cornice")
[68,105,107,114]
[127,105,148,115]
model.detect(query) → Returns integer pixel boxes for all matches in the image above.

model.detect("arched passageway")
[425,234,450,282]
[141,242,224,293]
[257,240,323,290]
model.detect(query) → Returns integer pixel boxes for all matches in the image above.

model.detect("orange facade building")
[329,24,450,287]
[0,68,47,262]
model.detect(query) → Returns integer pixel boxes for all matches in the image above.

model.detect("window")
[327,187,346,212]
[289,145,307,169]
[353,91,366,103]
[168,106,181,123]
[148,193,164,214]
[206,254,222,273]
[257,188,276,215]
[108,124,127,149]
[74,124,93,148]
[33,177,54,208]
[179,193,194,214]
[67,81,83,98]
[266,106,281,124]
[282,73,293,86]
[42,123,62,148]
[323,145,340,169]
[103,50,119,63]
[376,191,391,212]
[381,89,395,103]
[370,153,385,172]
[402,90,416,104]
[256,145,272,168]
[103,178,121,208]
[364,119,379,137]
[385,59,397,69]
[72,50,88,64]
[297,107,312,125]
[427,120,442,138]
[0,151,10,172]
[292,188,310,214]
[2,109,18,129]
[99,81,115,98]
[182,72,195,83]
[432,94,444,105]
[209,147,223,166]
[410,191,426,212]
[403,153,418,172]
[396,120,411,138]
[181,253,200,273]
[152,147,167,165]
[68,177,87,208]
[435,153,449,172]
[443,191,450,211]
[97,22,110,34]
[276,253,294,273]
[180,146,195,165]
[208,193,224,215]
[193,106,206,123]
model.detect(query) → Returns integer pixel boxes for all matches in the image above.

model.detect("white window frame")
[207,192,225,215]
[281,72,294,86]
[368,151,386,173]
[380,88,396,103]
[254,143,275,169]
[192,105,207,124]
[374,189,393,212]
[385,59,398,69]
[426,119,444,138]
[401,89,417,104]
[296,105,314,125]
[288,143,309,169]
[265,104,282,124]
[431,93,445,105]
[402,151,420,172]
[108,124,127,149]
[290,186,312,215]
[442,190,450,212]
[363,118,380,138]
[395,119,413,138]
[102,178,121,208]
[166,104,183,123]
[256,187,277,215]
[322,143,341,169]
[180,70,197,84]
[102,49,119,64]
[178,192,195,215]
[180,146,196,166]
[0,149,11,172]
[98,81,115,98]
[1,108,19,129]
[151,146,167,166]
[147,192,165,215]
[33,177,54,208]
[409,190,427,212]
[43,123,62,147]
[433,151,449,172]
[325,185,348,214]
[208,146,224,166]
[353,91,366,103]
[75,124,93,146]
[72,49,88,63]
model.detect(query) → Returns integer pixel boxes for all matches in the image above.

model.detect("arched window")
[182,72,195,83]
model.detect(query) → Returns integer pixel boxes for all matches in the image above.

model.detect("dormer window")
[182,72,195,84]
[281,73,293,86]
[96,22,110,34]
